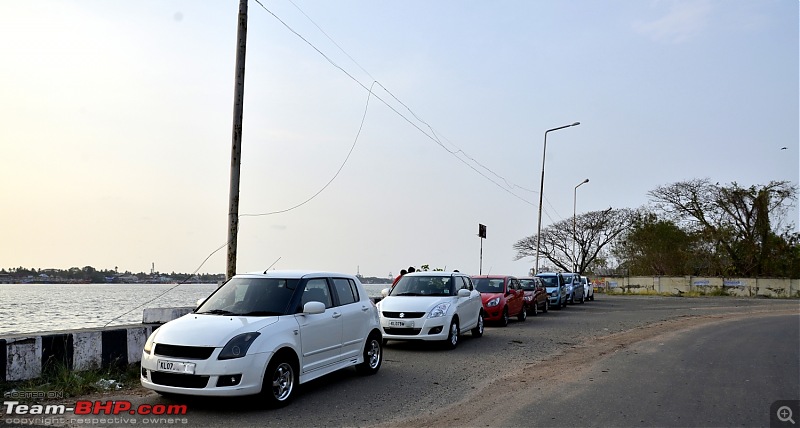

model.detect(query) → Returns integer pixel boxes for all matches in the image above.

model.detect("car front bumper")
[141,349,272,397]
[380,315,451,341]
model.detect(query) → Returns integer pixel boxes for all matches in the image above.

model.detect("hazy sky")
[1,0,797,279]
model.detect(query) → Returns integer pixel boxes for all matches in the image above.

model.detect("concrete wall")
[1,308,193,382]
[600,276,799,297]
[1,325,158,382]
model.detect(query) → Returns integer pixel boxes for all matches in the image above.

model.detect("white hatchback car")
[378,271,484,349]
[141,270,383,407]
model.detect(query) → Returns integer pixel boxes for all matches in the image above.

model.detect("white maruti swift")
[141,270,383,407]
[377,271,484,349]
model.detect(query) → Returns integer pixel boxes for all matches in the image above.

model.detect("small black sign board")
[478,224,487,239]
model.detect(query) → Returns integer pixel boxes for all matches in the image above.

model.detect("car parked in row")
[378,271,484,349]
[561,272,585,304]
[536,272,567,309]
[582,275,595,301]
[471,275,526,326]
[141,270,383,407]
[519,276,549,315]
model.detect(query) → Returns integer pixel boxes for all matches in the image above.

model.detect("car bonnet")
[153,313,280,347]
[379,295,455,313]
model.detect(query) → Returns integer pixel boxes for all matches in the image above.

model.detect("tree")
[648,179,798,277]
[614,211,697,275]
[513,208,633,274]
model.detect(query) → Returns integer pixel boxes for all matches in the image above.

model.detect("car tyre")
[500,307,510,327]
[542,299,549,313]
[355,332,382,375]
[519,305,528,321]
[445,318,460,349]
[471,312,484,337]
[562,297,568,308]
[529,301,538,317]
[261,354,297,408]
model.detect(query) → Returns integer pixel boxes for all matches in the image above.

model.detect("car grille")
[382,311,426,319]
[154,344,215,360]
[383,328,422,335]
[150,371,210,389]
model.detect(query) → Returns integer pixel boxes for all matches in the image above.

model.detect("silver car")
[561,273,585,304]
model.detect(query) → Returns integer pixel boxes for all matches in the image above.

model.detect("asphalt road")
[502,313,800,427]
[8,295,798,427]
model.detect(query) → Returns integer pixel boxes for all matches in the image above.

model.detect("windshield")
[391,275,456,296]
[519,279,539,290]
[537,276,560,288]
[197,277,299,316]
[473,278,505,293]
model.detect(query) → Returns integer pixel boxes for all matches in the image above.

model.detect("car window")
[391,275,453,296]
[301,278,333,309]
[197,277,297,316]
[473,278,505,293]
[332,278,358,305]
[459,276,473,291]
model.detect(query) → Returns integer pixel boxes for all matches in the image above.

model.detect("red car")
[471,275,526,326]
[519,276,549,315]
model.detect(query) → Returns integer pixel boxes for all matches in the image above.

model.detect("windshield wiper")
[240,311,283,316]
[394,292,420,296]
[197,309,234,315]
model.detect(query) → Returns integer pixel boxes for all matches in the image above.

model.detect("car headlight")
[218,332,260,360]
[143,330,158,354]
[429,302,451,318]
[486,297,501,308]
[551,291,557,297]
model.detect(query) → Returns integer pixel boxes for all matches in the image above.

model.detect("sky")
[1,0,797,280]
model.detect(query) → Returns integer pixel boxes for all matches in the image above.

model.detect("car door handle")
[361,306,369,312]
[332,312,342,318]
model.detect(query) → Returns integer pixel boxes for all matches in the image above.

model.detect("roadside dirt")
[375,308,800,427]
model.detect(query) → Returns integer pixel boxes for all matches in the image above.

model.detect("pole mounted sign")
[478,224,486,274]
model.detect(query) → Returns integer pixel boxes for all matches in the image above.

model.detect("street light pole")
[573,178,589,272]
[535,122,580,274]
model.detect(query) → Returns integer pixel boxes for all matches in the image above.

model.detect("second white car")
[378,271,484,349]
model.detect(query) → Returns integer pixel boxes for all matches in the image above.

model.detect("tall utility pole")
[227,0,249,281]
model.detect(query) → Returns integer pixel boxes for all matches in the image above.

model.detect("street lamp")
[573,178,589,272]
[534,121,580,274]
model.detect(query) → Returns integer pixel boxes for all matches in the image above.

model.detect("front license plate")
[389,320,413,327]
[157,359,196,374]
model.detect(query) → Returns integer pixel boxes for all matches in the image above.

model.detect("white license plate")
[388,320,413,327]
[157,359,196,374]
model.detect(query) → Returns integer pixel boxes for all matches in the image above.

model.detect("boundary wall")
[600,276,799,297]
[2,307,193,382]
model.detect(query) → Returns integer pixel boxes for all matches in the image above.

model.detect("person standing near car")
[392,269,407,288]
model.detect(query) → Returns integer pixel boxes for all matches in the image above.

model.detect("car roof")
[470,275,515,279]
[535,272,561,276]
[238,270,357,279]
[404,271,464,277]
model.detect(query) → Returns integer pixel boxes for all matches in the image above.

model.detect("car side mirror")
[196,298,205,307]
[302,301,326,314]
[457,288,471,298]
[381,288,390,297]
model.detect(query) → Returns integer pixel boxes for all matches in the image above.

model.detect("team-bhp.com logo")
[4,400,188,425]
